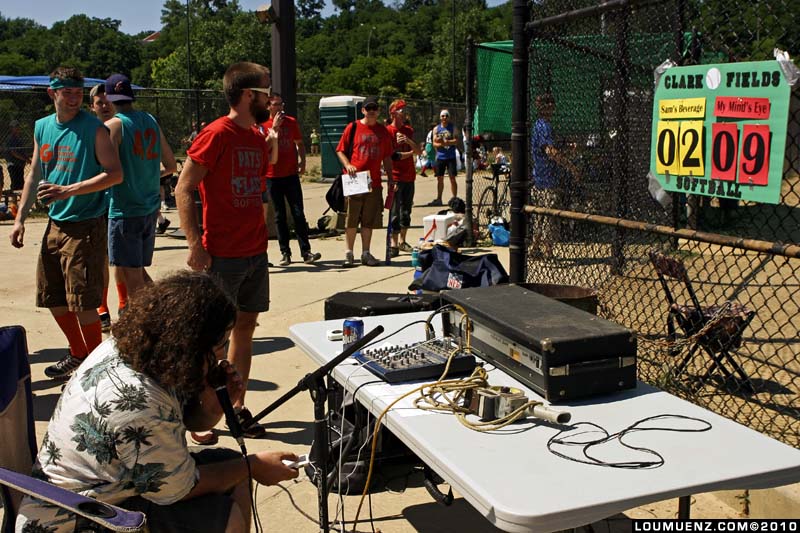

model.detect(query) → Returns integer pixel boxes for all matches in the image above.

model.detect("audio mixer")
[352,338,476,383]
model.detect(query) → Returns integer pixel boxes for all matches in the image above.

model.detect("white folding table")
[290,312,800,532]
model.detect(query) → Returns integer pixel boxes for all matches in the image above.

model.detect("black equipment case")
[324,292,442,320]
[441,285,637,402]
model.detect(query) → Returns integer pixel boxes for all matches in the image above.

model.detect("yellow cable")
[352,306,473,526]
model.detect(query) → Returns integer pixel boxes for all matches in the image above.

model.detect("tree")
[38,16,141,77]
[297,0,326,36]
[423,1,504,99]
[297,0,325,19]
[151,9,270,89]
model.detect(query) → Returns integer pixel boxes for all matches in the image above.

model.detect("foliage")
[0,1,514,100]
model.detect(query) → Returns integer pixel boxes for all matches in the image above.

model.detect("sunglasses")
[247,86,272,96]
[364,104,379,111]
[440,114,449,118]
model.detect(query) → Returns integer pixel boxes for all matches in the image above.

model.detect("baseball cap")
[105,74,135,102]
[363,96,379,108]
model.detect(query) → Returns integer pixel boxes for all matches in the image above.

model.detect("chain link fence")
[469,42,514,242]
[0,86,463,202]
[508,0,800,447]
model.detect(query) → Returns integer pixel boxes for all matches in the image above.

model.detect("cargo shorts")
[36,216,106,311]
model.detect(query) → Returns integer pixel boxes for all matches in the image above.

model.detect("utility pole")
[259,0,297,117]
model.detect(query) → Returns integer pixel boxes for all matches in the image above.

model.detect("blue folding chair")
[0,325,147,532]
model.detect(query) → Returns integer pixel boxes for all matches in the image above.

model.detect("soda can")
[342,317,365,356]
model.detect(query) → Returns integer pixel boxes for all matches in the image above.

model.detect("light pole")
[185,0,199,129]
[367,25,376,57]
[451,0,456,96]
[257,1,297,117]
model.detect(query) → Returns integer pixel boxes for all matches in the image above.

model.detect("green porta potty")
[319,95,365,179]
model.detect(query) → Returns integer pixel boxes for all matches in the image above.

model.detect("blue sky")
[1,1,509,35]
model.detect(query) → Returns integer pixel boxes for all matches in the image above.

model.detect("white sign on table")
[342,171,370,196]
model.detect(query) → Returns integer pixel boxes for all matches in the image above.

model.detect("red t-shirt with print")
[336,120,393,188]
[187,116,270,257]
[386,122,416,183]
[260,114,303,178]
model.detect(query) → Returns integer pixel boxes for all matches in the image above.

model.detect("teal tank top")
[109,110,162,219]
[34,111,106,222]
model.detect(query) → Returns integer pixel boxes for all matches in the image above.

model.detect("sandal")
[190,430,218,446]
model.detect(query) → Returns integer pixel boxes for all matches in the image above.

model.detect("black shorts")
[210,252,270,313]
[120,448,241,533]
[435,158,457,178]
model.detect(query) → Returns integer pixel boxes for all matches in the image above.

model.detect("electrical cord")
[546,414,712,469]
[332,374,381,531]
[359,319,431,351]
[351,305,473,526]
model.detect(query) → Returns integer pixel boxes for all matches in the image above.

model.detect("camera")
[391,151,402,161]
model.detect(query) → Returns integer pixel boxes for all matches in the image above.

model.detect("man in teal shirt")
[104,74,176,296]
[9,66,122,380]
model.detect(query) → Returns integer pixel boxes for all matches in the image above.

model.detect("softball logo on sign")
[649,60,791,205]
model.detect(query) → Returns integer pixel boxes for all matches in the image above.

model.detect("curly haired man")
[16,271,299,532]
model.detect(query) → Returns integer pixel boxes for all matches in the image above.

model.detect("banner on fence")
[649,60,791,205]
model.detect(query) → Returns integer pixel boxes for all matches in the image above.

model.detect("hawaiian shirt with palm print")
[16,339,198,533]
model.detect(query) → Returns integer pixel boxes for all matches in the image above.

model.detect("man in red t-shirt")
[260,93,320,267]
[335,96,393,267]
[386,99,420,255]
[175,62,277,441]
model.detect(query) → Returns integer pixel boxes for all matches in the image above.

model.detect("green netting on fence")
[475,41,512,136]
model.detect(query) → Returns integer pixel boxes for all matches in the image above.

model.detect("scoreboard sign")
[649,60,791,205]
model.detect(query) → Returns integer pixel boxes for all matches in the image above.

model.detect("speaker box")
[324,292,442,321]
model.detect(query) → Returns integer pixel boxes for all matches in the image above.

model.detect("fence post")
[464,37,475,246]
[510,0,530,283]
[610,6,630,274]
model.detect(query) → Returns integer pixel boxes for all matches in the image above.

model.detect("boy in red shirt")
[335,96,393,267]
[386,99,420,255]
[175,62,277,441]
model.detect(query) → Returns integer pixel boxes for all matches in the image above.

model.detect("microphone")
[208,364,245,450]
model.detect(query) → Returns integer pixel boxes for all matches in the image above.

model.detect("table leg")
[678,495,692,519]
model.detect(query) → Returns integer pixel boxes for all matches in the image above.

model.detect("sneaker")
[302,251,321,264]
[235,407,267,439]
[99,312,111,333]
[398,242,413,253]
[427,198,443,207]
[44,353,83,380]
[343,251,356,268]
[390,246,399,258]
[361,251,380,266]
[279,253,291,266]
[156,218,171,234]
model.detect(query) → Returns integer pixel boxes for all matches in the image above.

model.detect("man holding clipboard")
[336,96,393,267]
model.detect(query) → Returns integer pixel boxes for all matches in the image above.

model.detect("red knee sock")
[97,287,109,315]
[81,320,103,354]
[116,282,128,310]
[54,313,88,359]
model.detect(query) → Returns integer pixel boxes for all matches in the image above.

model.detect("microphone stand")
[243,325,384,533]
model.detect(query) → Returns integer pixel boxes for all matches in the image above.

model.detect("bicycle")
[474,163,511,241]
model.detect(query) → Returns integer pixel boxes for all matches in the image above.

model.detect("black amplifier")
[324,292,443,320]
[441,285,637,402]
